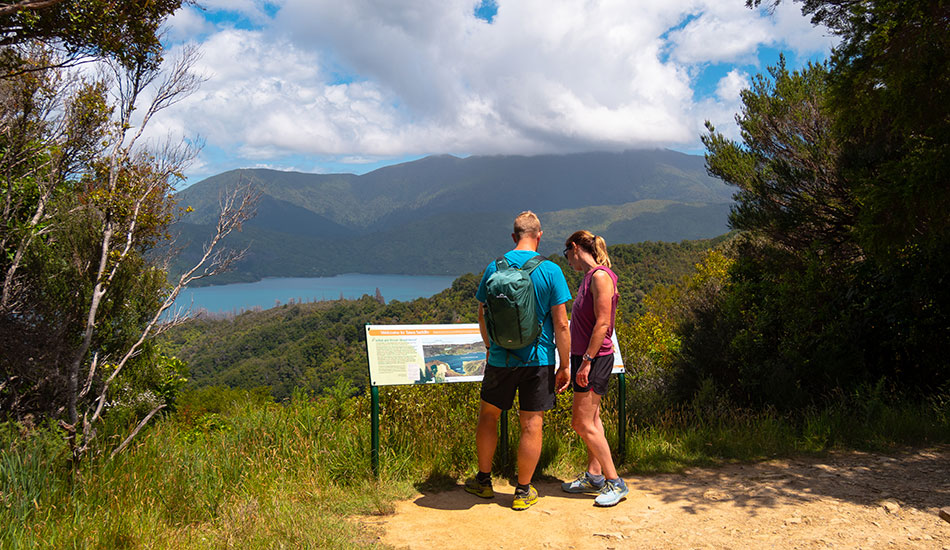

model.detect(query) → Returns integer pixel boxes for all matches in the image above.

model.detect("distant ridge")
[172,149,733,284]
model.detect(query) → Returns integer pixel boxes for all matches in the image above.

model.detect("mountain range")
[171,149,734,283]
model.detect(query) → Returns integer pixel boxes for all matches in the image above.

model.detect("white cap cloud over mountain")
[160,0,836,178]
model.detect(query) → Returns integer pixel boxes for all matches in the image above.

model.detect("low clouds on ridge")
[161,0,835,176]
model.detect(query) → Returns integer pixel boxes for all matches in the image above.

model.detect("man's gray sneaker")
[593,478,628,507]
[561,471,605,494]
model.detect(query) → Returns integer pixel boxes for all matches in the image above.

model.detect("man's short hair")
[513,211,541,238]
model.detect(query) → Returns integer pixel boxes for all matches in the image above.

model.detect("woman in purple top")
[559,230,628,507]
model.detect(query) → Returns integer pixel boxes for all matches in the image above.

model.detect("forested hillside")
[161,236,727,399]
[171,150,733,283]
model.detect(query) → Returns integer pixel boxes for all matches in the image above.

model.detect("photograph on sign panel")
[418,342,486,383]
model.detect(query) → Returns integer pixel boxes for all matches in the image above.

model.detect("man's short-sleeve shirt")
[476,250,572,367]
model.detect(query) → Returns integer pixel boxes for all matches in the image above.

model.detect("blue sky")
[155,0,837,185]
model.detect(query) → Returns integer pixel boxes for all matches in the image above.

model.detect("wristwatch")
[582,353,593,362]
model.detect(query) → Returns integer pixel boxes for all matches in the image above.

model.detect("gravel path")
[362,445,950,549]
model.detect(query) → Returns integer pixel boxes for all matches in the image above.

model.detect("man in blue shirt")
[465,211,571,510]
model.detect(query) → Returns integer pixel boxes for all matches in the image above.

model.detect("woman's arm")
[585,270,614,356]
[576,269,615,386]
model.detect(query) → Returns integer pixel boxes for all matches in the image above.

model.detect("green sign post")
[618,372,626,461]
[371,385,380,476]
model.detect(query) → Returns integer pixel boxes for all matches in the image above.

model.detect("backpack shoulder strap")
[521,254,546,274]
[494,256,510,271]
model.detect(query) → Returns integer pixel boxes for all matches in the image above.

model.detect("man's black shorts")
[571,354,613,395]
[480,365,556,412]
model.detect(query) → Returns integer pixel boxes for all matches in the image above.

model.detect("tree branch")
[109,403,166,459]
[84,184,258,432]
[0,0,65,17]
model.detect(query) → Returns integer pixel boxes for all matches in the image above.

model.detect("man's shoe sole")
[512,496,537,510]
[464,484,494,499]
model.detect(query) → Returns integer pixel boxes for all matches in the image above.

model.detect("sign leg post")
[618,372,626,464]
[371,385,380,478]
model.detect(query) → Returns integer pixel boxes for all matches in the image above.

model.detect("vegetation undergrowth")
[3,381,948,549]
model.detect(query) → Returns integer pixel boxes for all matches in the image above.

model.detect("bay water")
[172,273,458,315]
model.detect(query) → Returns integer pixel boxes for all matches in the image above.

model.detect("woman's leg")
[571,390,617,479]
[584,401,608,475]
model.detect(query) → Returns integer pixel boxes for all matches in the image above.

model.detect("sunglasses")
[562,244,573,258]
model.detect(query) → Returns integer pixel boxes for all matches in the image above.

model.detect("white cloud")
[694,69,750,143]
[163,7,212,42]
[771,1,838,56]
[151,0,837,178]
[668,6,772,64]
[716,69,749,102]
[340,156,380,164]
[265,0,705,152]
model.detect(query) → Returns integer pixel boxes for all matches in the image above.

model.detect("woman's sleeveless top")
[570,266,618,357]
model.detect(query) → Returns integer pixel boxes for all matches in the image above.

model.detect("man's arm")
[551,303,571,392]
[478,302,490,355]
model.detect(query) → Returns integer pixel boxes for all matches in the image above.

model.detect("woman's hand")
[576,360,591,388]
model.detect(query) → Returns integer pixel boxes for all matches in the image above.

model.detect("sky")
[153,0,837,186]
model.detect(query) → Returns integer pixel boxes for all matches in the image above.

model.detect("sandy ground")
[360,445,950,550]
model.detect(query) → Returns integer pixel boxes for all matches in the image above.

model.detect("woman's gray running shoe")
[593,479,628,507]
[561,471,605,493]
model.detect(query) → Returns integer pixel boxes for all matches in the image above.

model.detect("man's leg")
[476,400,503,474]
[516,410,544,486]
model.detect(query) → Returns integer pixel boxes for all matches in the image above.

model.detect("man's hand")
[555,365,571,393]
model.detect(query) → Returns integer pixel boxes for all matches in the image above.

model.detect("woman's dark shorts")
[571,354,613,395]
[480,365,556,412]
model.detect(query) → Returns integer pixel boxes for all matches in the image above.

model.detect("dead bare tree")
[53,46,262,463]
[86,182,260,460]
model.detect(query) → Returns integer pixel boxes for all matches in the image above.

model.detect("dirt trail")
[361,446,950,549]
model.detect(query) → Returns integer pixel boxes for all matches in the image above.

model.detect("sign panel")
[365,324,625,386]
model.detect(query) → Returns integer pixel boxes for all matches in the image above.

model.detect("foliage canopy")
[692,0,949,408]
[0,0,186,74]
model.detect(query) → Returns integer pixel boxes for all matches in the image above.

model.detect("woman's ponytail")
[594,235,611,268]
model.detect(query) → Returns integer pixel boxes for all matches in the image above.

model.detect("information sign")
[365,323,624,386]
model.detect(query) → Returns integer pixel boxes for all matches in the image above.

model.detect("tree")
[0,45,110,313]
[1,0,187,76]
[691,0,949,407]
[747,0,950,259]
[702,58,859,265]
[0,44,260,462]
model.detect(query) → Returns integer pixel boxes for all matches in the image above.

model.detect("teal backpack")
[484,255,546,352]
